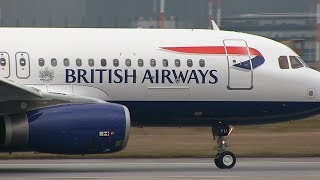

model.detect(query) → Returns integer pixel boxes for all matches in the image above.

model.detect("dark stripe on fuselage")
[113,101,320,126]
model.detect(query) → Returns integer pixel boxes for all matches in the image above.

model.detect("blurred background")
[0,0,320,158]
[0,0,318,66]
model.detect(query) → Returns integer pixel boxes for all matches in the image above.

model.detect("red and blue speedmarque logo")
[161,46,265,70]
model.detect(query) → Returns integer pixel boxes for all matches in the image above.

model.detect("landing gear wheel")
[212,124,236,169]
[214,151,236,169]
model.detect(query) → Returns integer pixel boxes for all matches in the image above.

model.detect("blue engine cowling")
[0,103,130,154]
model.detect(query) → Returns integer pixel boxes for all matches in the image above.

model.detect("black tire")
[214,151,236,169]
[0,117,5,148]
[214,157,224,169]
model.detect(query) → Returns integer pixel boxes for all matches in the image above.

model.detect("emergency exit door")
[224,39,253,90]
[0,52,10,78]
[16,52,30,79]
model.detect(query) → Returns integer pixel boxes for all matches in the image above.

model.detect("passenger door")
[224,39,253,90]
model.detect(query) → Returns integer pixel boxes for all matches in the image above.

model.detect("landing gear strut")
[212,123,236,169]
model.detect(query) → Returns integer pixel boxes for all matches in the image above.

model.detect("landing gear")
[212,124,236,169]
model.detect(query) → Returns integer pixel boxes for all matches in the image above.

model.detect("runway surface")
[0,158,320,180]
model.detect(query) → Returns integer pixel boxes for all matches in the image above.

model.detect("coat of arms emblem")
[39,68,54,82]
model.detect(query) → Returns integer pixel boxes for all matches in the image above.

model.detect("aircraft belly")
[114,101,320,126]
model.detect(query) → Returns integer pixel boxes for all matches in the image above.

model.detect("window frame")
[20,58,26,67]
[101,59,107,67]
[76,58,82,67]
[162,59,168,67]
[125,59,131,67]
[175,59,181,67]
[138,59,144,67]
[63,58,70,67]
[113,59,119,67]
[88,58,95,67]
[296,56,309,68]
[199,59,205,67]
[51,58,57,67]
[150,59,156,67]
[278,56,290,69]
[187,59,193,67]
[289,56,304,69]
[38,58,45,67]
[0,58,5,66]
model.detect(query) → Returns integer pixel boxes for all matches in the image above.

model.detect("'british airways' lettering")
[66,69,218,84]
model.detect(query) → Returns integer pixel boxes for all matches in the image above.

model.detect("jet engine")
[0,103,130,154]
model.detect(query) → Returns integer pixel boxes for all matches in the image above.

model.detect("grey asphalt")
[0,158,319,180]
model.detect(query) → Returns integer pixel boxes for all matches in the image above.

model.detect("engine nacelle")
[0,103,130,154]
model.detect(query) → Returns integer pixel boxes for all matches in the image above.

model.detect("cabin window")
[150,59,156,67]
[278,56,289,69]
[38,58,44,66]
[88,58,94,67]
[101,59,107,67]
[64,58,70,67]
[51,58,57,67]
[76,58,82,67]
[289,56,304,69]
[162,59,168,67]
[296,56,309,68]
[125,59,131,67]
[0,58,5,66]
[187,59,193,67]
[20,58,26,66]
[113,59,119,67]
[199,59,205,67]
[175,59,180,67]
[138,59,144,67]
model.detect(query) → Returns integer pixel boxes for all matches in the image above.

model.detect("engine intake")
[0,103,130,154]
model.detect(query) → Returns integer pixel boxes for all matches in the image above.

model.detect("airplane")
[0,23,319,169]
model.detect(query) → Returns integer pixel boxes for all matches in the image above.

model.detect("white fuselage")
[1,28,320,125]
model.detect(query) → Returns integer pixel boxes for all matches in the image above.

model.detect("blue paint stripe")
[113,101,320,126]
